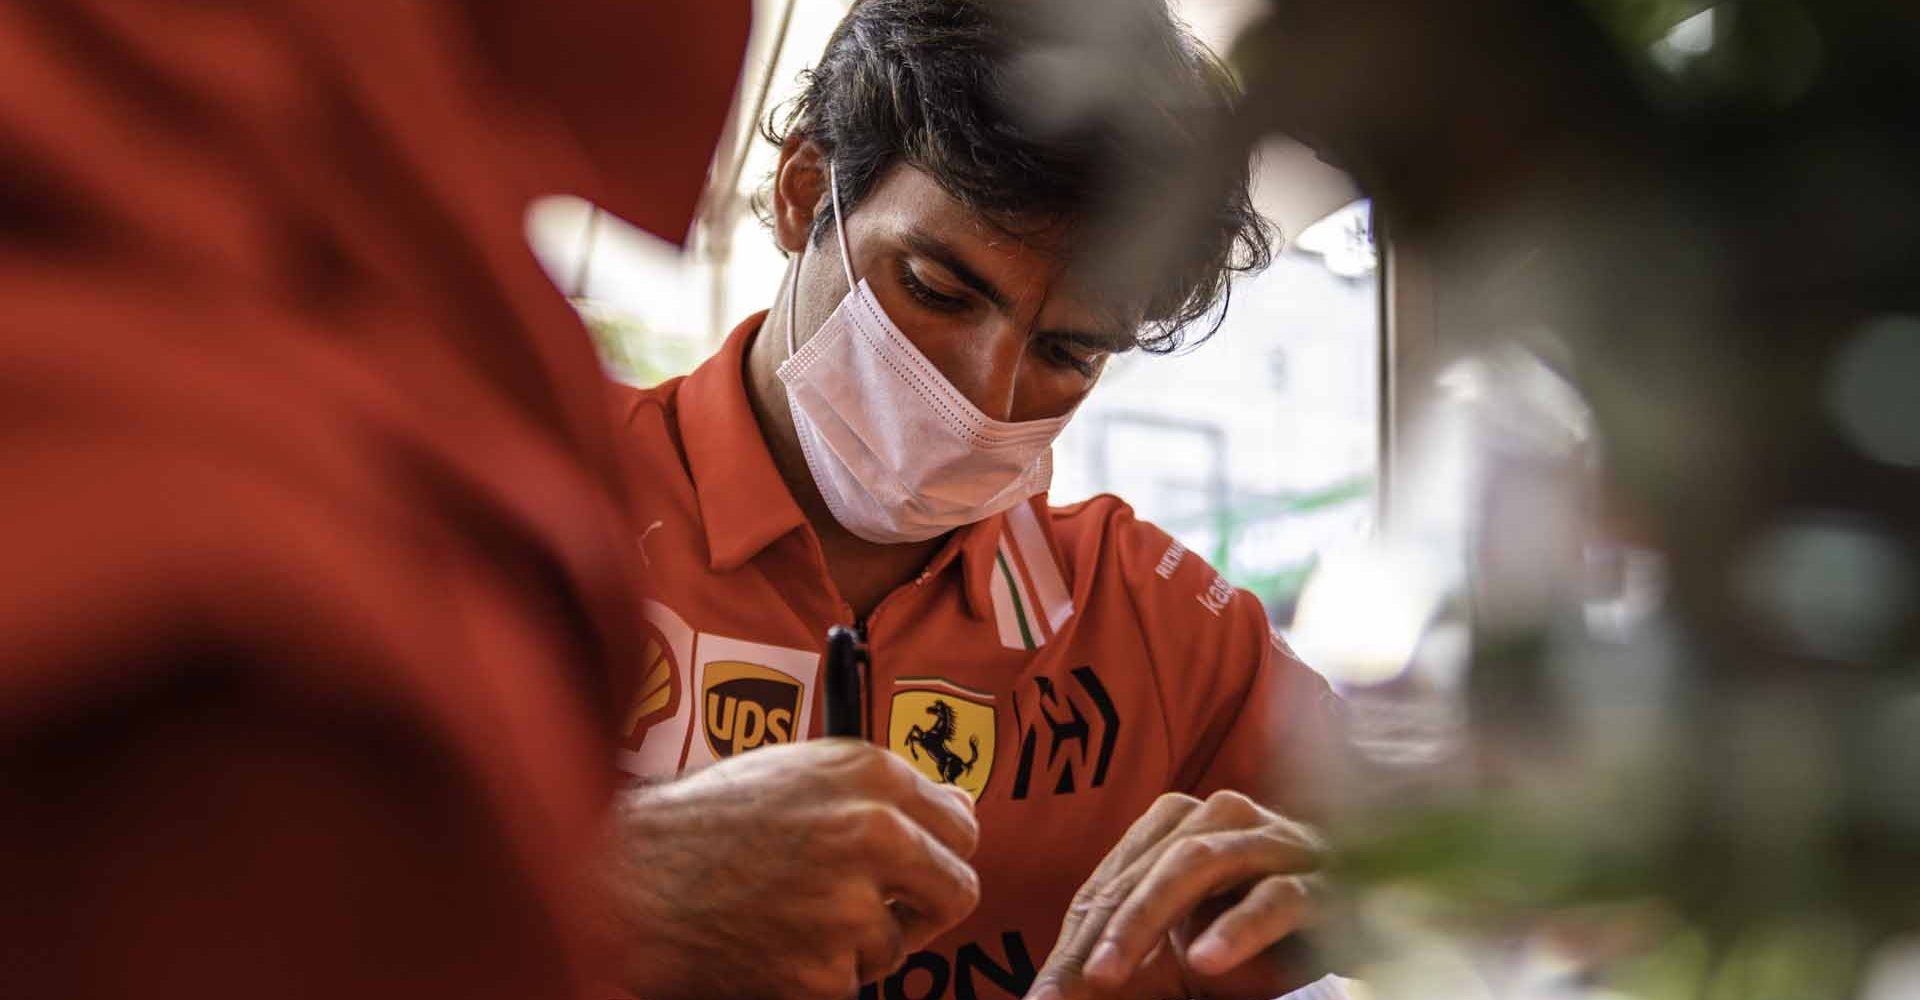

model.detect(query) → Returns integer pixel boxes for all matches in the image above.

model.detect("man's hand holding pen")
[592,741,981,1000]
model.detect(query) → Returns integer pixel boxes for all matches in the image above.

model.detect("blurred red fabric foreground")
[0,1,748,996]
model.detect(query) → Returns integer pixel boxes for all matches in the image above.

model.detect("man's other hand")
[1025,791,1326,1000]
[588,740,982,1000]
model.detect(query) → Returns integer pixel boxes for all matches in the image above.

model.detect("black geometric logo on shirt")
[1009,666,1119,800]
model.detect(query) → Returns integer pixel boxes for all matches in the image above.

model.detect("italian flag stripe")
[995,548,1037,651]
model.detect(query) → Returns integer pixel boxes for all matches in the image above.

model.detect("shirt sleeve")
[0,395,613,999]
[0,674,588,1000]
[1114,508,1347,821]
[1182,605,1348,822]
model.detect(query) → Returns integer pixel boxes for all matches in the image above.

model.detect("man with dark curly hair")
[591,3,1347,1000]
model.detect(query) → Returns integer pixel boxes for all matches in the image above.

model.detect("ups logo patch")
[889,681,997,801]
[702,661,801,759]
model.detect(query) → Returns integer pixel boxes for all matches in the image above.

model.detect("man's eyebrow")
[902,229,1011,311]
[1041,326,1139,355]
[901,228,1138,352]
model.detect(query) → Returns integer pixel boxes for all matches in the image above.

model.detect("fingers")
[838,802,981,954]
[861,752,983,943]
[812,800,978,992]
[1185,874,1316,975]
[1028,794,1207,1000]
[849,892,910,985]
[884,846,982,953]
[881,752,981,860]
[1044,794,1202,967]
[806,746,984,976]
[1086,825,1317,986]
[1061,794,1251,982]
[1026,792,1324,1000]
[1085,793,1204,893]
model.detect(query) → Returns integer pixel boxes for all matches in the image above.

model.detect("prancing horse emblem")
[889,683,996,800]
[905,700,979,785]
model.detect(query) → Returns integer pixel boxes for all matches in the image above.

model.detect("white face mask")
[776,162,1076,545]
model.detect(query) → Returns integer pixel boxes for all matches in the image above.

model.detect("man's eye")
[1039,339,1101,378]
[895,261,968,312]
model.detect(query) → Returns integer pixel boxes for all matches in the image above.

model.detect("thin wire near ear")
[828,160,857,293]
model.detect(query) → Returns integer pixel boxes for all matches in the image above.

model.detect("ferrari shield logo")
[888,680,997,801]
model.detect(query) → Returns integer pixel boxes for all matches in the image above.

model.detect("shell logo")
[621,623,680,748]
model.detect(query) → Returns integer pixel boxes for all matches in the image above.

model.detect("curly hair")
[759,0,1274,352]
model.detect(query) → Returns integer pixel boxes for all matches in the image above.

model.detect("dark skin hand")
[1026,791,1328,1000]
[585,740,981,1000]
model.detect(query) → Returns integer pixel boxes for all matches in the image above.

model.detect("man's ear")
[772,138,828,254]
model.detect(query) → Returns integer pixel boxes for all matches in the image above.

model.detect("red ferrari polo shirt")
[609,314,1341,1000]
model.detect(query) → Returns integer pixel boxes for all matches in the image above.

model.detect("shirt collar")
[950,496,1069,624]
[679,312,810,572]
[953,511,1005,621]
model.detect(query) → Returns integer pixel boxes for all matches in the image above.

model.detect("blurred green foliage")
[1577,0,1713,49]
[1231,0,1920,993]
[1580,0,1828,106]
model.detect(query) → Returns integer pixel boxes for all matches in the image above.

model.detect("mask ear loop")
[828,160,857,292]
[786,159,860,359]
[785,236,803,358]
